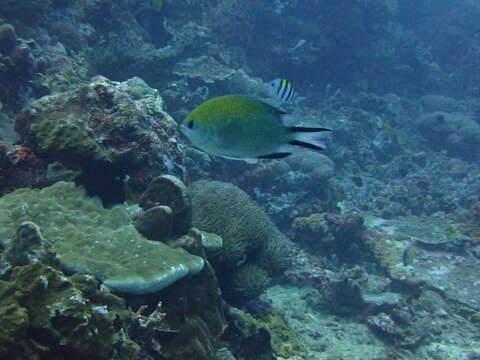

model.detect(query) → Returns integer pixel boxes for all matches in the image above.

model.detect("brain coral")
[0,181,204,294]
[190,180,296,272]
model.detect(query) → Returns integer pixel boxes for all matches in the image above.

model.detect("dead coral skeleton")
[130,302,166,329]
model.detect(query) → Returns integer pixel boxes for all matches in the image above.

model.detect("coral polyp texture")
[0,181,204,294]
[190,179,296,272]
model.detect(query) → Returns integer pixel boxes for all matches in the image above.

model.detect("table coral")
[0,181,204,294]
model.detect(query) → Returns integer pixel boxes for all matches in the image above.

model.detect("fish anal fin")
[257,152,292,159]
[289,140,325,151]
[289,126,332,132]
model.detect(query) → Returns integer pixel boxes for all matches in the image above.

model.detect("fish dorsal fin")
[230,95,287,117]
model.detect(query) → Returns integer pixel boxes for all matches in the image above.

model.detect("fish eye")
[187,120,194,129]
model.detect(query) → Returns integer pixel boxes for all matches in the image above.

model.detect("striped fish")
[267,78,299,105]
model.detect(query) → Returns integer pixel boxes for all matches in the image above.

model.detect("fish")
[291,39,306,51]
[179,95,331,160]
[152,0,163,11]
[402,244,418,266]
[266,78,301,105]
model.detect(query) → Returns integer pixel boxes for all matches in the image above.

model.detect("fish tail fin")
[288,126,332,151]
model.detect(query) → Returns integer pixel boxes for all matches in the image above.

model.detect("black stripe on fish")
[280,81,290,100]
[257,152,292,159]
[276,80,283,95]
[289,140,325,150]
[285,85,295,103]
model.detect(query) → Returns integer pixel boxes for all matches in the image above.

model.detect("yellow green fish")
[180,95,331,160]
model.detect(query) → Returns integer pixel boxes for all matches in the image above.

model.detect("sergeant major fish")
[267,78,302,105]
[179,95,331,160]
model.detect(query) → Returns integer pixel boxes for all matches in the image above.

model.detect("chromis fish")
[179,95,331,160]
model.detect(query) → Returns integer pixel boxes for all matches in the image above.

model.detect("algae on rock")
[0,261,120,359]
[0,181,204,294]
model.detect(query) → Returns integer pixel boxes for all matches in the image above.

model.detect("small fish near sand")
[179,95,331,160]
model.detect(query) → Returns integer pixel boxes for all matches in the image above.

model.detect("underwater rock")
[292,213,329,248]
[364,215,480,312]
[0,24,17,55]
[255,308,310,360]
[4,221,50,267]
[199,230,223,251]
[367,310,429,349]
[230,264,271,303]
[0,143,49,196]
[420,94,460,113]
[0,141,12,171]
[173,55,235,83]
[15,76,185,200]
[134,205,174,242]
[0,111,19,145]
[154,245,227,360]
[0,21,38,113]
[223,69,266,98]
[223,305,275,360]
[417,111,480,159]
[46,161,82,182]
[0,261,121,359]
[324,212,365,254]
[139,175,192,237]
[0,0,52,22]
[0,181,204,294]
[286,151,335,181]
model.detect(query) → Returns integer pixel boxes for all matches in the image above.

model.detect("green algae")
[0,261,120,359]
[29,118,108,164]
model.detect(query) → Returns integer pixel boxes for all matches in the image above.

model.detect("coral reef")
[417,111,480,160]
[0,21,41,113]
[0,0,52,23]
[0,181,204,294]
[15,76,185,202]
[231,264,271,302]
[0,261,123,359]
[2,1,480,359]
[190,180,291,268]
[139,175,192,237]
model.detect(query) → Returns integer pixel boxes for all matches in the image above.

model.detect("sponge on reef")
[0,181,204,294]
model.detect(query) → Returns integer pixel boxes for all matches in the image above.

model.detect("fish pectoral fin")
[257,152,292,159]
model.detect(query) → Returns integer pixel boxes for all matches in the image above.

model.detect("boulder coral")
[417,111,480,159]
[190,180,296,272]
[15,76,185,202]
